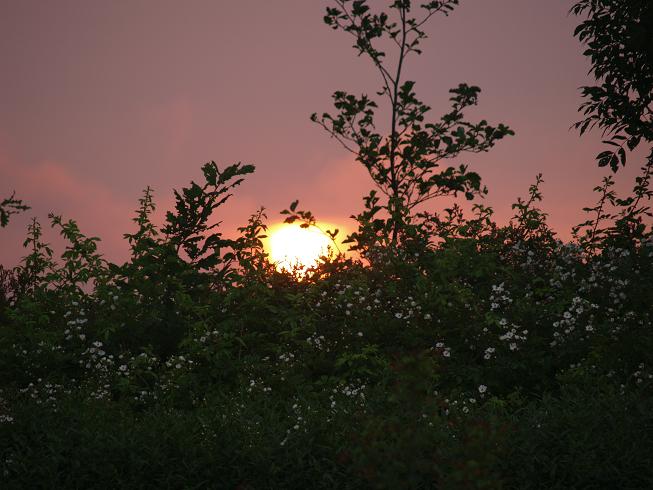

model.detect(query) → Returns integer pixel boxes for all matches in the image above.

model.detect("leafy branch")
[162,161,255,271]
[315,0,513,246]
[1,192,30,228]
[571,0,653,171]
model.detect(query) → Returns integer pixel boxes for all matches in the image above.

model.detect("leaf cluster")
[0,192,29,228]
[162,161,255,272]
[571,0,653,171]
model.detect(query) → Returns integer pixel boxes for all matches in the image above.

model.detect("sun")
[266,223,335,273]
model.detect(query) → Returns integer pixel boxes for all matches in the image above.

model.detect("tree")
[313,0,513,250]
[571,0,653,242]
[571,0,653,172]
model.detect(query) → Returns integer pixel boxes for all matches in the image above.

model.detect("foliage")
[313,0,513,249]
[162,161,255,275]
[573,165,653,249]
[569,0,653,251]
[571,0,653,171]
[1,1,653,488]
[0,192,29,228]
[2,167,652,486]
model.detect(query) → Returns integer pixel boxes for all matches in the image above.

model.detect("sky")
[0,0,646,267]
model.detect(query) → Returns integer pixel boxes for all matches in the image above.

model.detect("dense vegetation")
[1,1,652,488]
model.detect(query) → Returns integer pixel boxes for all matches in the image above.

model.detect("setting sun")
[266,223,336,273]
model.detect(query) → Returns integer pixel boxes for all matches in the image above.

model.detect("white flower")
[395,312,403,319]
[424,313,432,320]
[357,332,363,337]
[478,384,487,394]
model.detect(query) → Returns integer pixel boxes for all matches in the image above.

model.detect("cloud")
[0,156,135,266]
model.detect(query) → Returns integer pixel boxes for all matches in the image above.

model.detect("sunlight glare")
[267,224,333,273]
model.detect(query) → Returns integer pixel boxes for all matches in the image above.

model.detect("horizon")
[0,0,647,267]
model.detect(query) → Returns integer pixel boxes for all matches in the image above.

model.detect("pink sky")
[0,0,646,267]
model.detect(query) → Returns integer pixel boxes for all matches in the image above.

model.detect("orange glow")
[265,222,342,274]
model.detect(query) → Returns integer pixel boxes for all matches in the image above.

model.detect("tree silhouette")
[572,0,653,241]
[313,0,513,249]
[571,0,653,171]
